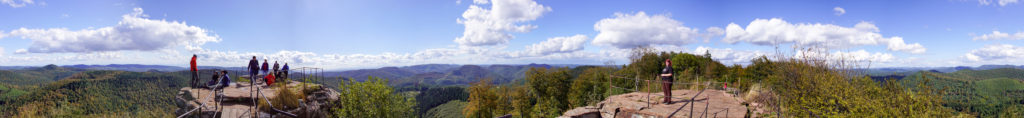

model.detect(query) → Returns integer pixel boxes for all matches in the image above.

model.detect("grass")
[258,83,305,112]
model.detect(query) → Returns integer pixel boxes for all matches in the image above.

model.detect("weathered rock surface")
[174,80,339,118]
[559,89,748,118]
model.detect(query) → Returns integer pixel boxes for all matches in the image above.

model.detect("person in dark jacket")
[190,54,199,88]
[660,59,674,104]
[272,61,280,72]
[248,56,260,84]
[207,70,221,88]
[220,70,231,89]
[261,59,270,75]
[281,63,289,80]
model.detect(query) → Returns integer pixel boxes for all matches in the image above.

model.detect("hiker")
[207,70,221,88]
[248,56,260,84]
[220,70,231,89]
[660,59,674,104]
[273,61,280,72]
[190,54,199,88]
[281,63,289,80]
[261,59,270,75]
[265,72,276,86]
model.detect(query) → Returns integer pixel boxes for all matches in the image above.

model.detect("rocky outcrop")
[559,89,749,118]
[174,81,339,118]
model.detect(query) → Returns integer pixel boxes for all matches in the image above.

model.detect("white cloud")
[7,8,221,54]
[516,35,588,56]
[723,18,926,54]
[14,49,27,54]
[455,0,551,46]
[1,0,33,8]
[979,0,1020,6]
[592,12,706,49]
[473,0,489,4]
[972,31,1024,40]
[691,46,768,64]
[0,47,4,57]
[963,44,1024,62]
[833,7,846,16]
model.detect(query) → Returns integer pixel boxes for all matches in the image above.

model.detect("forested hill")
[0,70,198,117]
[899,68,1024,117]
[0,65,86,86]
[326,64,571,86]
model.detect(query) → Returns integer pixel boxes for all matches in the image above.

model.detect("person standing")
[281,63,289,80]
[660,59,674,104]
[190,54,199,88]
[248,56,260,83]
[272,61,280,72]
[261,59,270,75]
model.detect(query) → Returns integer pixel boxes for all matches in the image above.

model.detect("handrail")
[177,86,220,118]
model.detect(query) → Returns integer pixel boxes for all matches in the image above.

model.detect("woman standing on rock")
[660,59,674,104]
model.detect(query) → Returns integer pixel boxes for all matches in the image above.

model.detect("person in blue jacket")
[220,70,231,89]
[281,63,290,80]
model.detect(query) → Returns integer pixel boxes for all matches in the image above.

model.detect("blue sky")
[1,0,1023,70]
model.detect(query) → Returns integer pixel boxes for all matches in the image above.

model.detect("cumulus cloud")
[593,12,716,49]
[979,0,1020,6]
[7,8,221,54]
[505,34,593,57]
[723,18,926,54]
[1,0,33,8]
[833,7,846,16]
[515,35,588,57]
[972,31,1024,40]
[691,46,768,64]
[963,44,1024,62]
[455,0,551,46]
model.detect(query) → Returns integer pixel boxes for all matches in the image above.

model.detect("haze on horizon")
[1,0,1023,70]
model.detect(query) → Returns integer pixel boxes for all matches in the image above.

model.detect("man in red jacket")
[190,54,199,88]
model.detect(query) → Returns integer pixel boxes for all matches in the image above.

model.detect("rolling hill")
[325,63,570,86]
[899,68,1024,117]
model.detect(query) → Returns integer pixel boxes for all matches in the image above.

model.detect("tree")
[525,67,572,118]
[332,76,417,118]
[464,79,498,118]
[568,67,610,108]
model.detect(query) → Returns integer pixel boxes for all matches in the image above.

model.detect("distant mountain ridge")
[324,63,582,86]
[867,64,1024,76]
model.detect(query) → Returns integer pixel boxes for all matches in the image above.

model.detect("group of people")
[188,54,291,90]
[248,56,289,86]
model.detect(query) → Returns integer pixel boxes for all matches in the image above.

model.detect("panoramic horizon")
[6,0,1024,117]
[2,0,1024,70]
